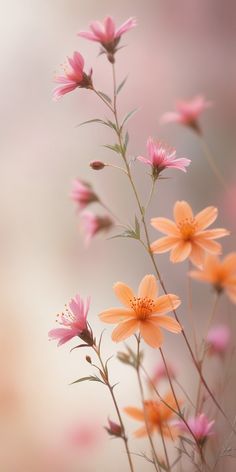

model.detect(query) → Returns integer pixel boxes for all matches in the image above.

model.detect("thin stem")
[93,345,135,472]
[145,179,156,211]
[199,136,227,190]
[187,261,198,356]
[98,199,121,223]
[159,425,171,472]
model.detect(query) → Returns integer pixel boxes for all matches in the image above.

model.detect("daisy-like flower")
[49,294,93,346]
[175,413,214,445]
[137,137,191,180]
[151,201,229,267]
[81,212,113,244]
[189,253,236,302]
[206,324,231,356]
[53,52,93,100]
[70,179,98,210]
[99,274,182,348]
[161,95,212,132]
[124,392,179,438]
[78,16,137,59]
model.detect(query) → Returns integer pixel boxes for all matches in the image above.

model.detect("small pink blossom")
[70,179,98,210]
[161,95,212,132]
[105,419,123,438]
[150,360,177,386]
[81,212,113,244]
[206,324,231,356]
[53,51,93,100]
[137,137,191,179]
[176,413,214,443]
[49,294,92,346]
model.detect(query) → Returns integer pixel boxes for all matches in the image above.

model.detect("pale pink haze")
[53,52,92,100]
[81,212,113,244]
[67,422,101,450]
[78,16,137,44]
[49,294,90,346]
[151,360,177,385]
[207,324,231,356]
[176,413,214,442]
[161,95,212,130]
[70,179,97,210]
[137,137,191,175]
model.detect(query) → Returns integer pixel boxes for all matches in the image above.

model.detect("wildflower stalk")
[159,426,171,472]
[92,344,135,472]
[198,135,227,190]
[187,261,198,356]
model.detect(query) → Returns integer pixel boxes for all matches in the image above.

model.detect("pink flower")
[53,51,93,100]
[70,179,98,210]
[67,422,102,450]
[150,360,177,386]
[176,413,214,444]
[161,95,212,132]
[49,295,93,346]
[137,137,191,179]
[78,16,137,59]
[105,419,123,438]
[81,212,113,244]
[206,324,231,356]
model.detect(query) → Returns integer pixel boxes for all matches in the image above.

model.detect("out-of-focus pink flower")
[105,419,123,438]
[81,212,113,244]
[150,360,177,386]
[206,324,231,356]
[49,294,92,346]
[78,16,137,60]
[70,179,98,210]
[176,413,214,444]
[137,138,190,179]
[53,52,93,100]
[161,95,212,132]
[67,422,102,451]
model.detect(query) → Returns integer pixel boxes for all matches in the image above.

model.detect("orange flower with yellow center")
[124,392,179,438]
[99,275,181,348]
[190,252,236,303]
[151,201,229,267]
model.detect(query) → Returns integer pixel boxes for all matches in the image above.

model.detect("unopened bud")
[86,355,92,364]
[90,160,106,170]
[105,419,123,438]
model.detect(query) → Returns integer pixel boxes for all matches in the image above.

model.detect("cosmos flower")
[151,201,229,267]
[137,137,190,179]
[175,413,214,444]
[70,179,98,210]
[206,324,231,356]
[53,52,92,100]
[189,253,236,302]
[161,95,212,132]
[99,274,182,348]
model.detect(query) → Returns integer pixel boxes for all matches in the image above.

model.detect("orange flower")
[124,392,179,438]
[151,201,229,267]
[99,275,181,348]
[190,253,236,303]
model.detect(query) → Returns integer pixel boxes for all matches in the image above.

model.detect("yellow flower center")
[130,297,155,320]
[178,218,198,240]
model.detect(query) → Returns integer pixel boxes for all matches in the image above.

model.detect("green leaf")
[70,375,104,385]
[98,91,112,104]
[121,108,139,128]
[77,118,105,127]
[103,144,122,154]
[134,216,140,239]
[124,131,129,150]
[117,76,128,95]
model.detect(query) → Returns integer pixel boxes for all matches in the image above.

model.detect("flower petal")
[113,282,134,307]
[222,253,236,275]
[151,236,179,254]
[196,229,230,239]
[151,217,180,236]
[194,238,222,254]
[153,294,181,314]
[134,426,150,438]
[151,315,182,333]
[174,201,193,224]
[99,308,134,323]
[138,274,158,299]
[195,206,218,230]
[189,244,205,267]
[139,321,164,348]
[170,241,192,262]
[111,319,138,342]
[226,282,236,303]
[124,407,144,421]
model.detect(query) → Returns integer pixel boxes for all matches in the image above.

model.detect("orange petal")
[124,406,144,421]
[174,201,193,225]
[189,270,213,283]
[113,282,134,307]
[151,236,179,254]
[139,321,164,348]
[134,426,150,438]
[99,308,134,323]
[195,206,218,230]
[226,278,236,303]
[194,238,222,254]
[151,217,180,236]
[151,315,182,333]
[153,294,181,314]
[111,319,138,342]
[189,244,205,267]
[197,228,230,239]
[170,241,192,263]
[222,253,236,275]
[138,274,158,299]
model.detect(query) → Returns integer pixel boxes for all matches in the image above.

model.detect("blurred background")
[0,0,236,470]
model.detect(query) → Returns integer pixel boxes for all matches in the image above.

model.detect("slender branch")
[199,136,227,190]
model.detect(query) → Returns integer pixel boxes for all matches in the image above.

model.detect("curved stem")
[199,136,227,190]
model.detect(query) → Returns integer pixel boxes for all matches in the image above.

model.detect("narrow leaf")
[103,144,122,154]
[121,108,139,128]
[98,91,112,104]
[117,76,128,95]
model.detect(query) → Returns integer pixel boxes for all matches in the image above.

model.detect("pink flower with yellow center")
[99,275,182,348]
[70,179,98,210]
[151,201,229,267]
[137,137,191,179]
[49,294,92,346]
[53,52,93,100]
[161,95,212,132]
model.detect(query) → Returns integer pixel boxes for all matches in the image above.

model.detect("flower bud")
[86,355,92,364]
[105,419,123,438]
[90,160,106,170]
